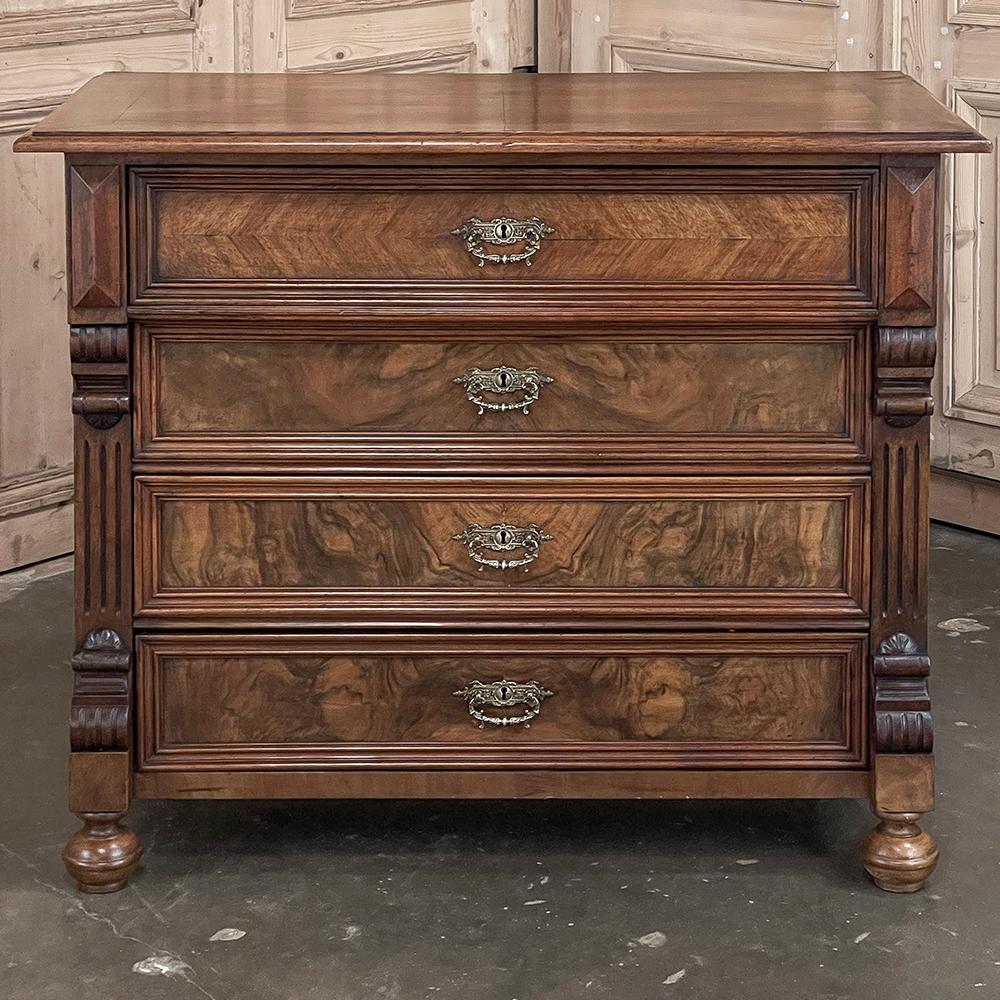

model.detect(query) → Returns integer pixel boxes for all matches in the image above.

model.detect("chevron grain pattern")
[135,168,871,298]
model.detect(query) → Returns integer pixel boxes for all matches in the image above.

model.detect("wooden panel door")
[0,1,202,572]
[0,0,533,572]
[538,0,886,73]
[921,5,1000,521]
[539,0,1000,533]
[275,0,533,74]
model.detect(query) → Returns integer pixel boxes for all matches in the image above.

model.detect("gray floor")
[0,524,997,1000]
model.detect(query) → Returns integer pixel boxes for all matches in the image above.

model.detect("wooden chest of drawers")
[16,70,989,894]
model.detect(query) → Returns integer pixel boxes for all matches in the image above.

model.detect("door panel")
[0,1,201,571]
[0,0,532,571]
[539,0,1000,532]
[538,0,884,74]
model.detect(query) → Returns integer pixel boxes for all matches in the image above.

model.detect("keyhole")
[496,221,513,240]
[497,370,511,389]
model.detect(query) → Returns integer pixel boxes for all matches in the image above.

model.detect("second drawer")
[135,476,868,628]
[133,325,869,472]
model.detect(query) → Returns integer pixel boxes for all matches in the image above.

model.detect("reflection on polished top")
[14,70,991,156]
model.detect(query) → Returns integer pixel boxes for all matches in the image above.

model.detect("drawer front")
[135,476,868,627]
[136,632,867,770]
[135,325,868,471]
[130,167,875,310]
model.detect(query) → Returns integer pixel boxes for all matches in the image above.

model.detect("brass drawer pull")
[451,216,555,267]
[453,679,554,728]
[453,522,553,571]
[454,365,553,415]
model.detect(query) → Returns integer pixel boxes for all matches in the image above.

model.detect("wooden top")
[15,71,990,156]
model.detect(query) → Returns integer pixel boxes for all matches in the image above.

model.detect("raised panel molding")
[67,161,125,322]
[0,98,61,134]
[290,43,475,73]
[881,158,938,327]
[0,1,195,51]
[0,466,74,572]
[286,0,444,16]
[949,0,1000,26]
[944,87,1000,430]
[610,37,833,73]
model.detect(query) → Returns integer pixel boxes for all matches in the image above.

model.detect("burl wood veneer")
[136,633,865,770]
[15,71,990,894]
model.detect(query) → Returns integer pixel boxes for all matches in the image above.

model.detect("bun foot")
[861,811,938,893]
[63,812,142,893]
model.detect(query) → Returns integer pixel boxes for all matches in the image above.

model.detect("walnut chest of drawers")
[16,70,990,893]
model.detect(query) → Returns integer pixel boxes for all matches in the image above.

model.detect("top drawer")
[130,167,875,312]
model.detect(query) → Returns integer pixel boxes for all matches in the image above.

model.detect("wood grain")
[149,181,856,283]
[134,476,868,628]
[131,167,875,310]
[134,768,871,800]
[155,492,845,590]
[881,156,938,327]
[70,325,132,754]
[133,324,870,474]
[15,71,990,154]
[18,71,981,889]
[67,158,124,324]
[149,331,850,436]
[135,632,866,770]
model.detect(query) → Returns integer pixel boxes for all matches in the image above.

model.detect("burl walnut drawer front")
[134,326,868,471]
[135,633,867,771]
[130,167,875,310]
[134,476,868,628]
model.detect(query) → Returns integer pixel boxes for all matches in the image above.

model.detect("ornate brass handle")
[453,679,554,728]
[453,522,553,571]
[451,216,555,267]
[453,365,554,415]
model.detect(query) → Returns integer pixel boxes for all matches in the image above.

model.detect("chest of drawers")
[16,70,989,894]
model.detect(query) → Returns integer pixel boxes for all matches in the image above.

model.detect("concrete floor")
[0,524,997,1000]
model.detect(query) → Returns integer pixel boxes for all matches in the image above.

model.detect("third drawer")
[134,475,868,629]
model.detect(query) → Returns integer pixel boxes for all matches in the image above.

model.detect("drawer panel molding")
[136,632,868,771]
[130,167,876,314]
[134,476,869,628]
[134,325,870,473]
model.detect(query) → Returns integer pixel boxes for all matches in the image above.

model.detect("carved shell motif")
[878,632,919,656]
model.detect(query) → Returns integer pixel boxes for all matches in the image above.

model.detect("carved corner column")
[63,156,141,893]
[862,156,939,892]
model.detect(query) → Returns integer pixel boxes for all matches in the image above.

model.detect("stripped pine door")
[0,0,533,571]
[537,0,886,73]
[538,0,1000,531]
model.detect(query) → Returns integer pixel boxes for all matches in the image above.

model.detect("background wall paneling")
[538,0,1000,533]
[0,0,531,571]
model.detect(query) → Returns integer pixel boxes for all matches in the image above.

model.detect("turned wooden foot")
[861,811,938,893]
[63,812,142,893]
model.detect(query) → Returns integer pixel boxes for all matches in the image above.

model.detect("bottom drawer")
[136,633,867,771]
